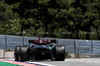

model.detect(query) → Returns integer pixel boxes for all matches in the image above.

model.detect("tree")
[0,0,21,35]
[12,0,74,37]
[3,0,100,40]
[69,0,100,39]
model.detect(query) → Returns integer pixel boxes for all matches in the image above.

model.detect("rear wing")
[28,39,56,44]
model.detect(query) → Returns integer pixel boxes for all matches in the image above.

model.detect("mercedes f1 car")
[14,38,65,61]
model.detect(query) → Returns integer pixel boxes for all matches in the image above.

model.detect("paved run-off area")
[0,58,100,66]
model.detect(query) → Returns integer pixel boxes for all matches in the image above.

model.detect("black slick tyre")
[54,45,65,61]
[20,46,30,61]
[14,46,21,61]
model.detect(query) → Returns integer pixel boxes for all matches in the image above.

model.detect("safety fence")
[0,35,100,58]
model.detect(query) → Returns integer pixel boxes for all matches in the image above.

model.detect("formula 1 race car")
[14,38,65,61]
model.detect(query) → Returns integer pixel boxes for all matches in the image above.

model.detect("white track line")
[26,61,56,66]
[7,59,55,66]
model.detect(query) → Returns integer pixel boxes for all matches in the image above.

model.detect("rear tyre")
[54,45,65,61]
[14,46,21,61]
[20,46,30,61]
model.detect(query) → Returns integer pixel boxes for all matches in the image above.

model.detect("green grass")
[65,52,71,58]
[0,62,23,66]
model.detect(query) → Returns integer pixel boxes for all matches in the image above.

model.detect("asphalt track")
[1,58,100,66]
[29,58,100,66]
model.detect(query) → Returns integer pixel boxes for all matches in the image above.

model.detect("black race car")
[14,38,65,61]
